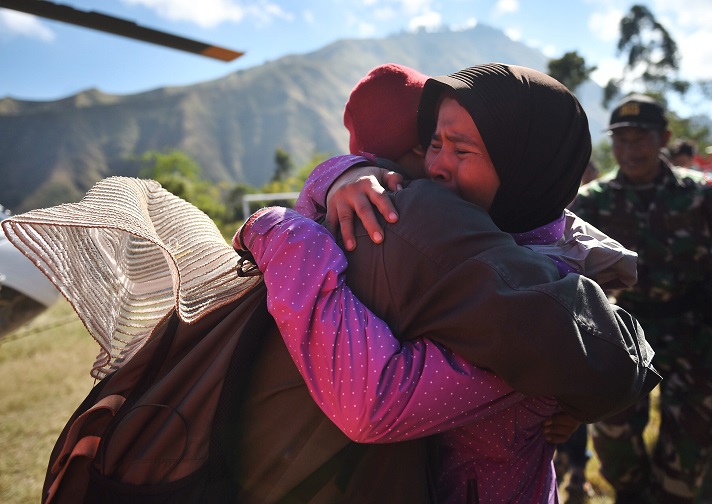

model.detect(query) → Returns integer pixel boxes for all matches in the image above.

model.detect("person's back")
[232,313,436,503]
[338,178,562,501]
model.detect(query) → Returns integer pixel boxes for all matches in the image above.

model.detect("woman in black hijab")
[417,63,592,233]
[403,63,601,503]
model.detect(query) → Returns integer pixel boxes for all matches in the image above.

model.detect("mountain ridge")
[0,24,608,212]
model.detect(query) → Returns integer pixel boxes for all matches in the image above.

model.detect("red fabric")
[344,63,429,160]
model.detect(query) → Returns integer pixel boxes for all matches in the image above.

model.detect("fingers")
[331,188,385,250]
[542,414,581,444]
[382,171,405,192]
[350,190,384,246]
[324,207,340,240]
[543,425,572,444]
[373,172,401,223]
[325,168,401,250]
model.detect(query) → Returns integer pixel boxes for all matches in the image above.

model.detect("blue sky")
[1,0,711,115]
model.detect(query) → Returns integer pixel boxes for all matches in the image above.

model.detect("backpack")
[42,283,270,504]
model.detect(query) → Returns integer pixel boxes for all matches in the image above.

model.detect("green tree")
[223,183,257,222]
[548,51,597,93]
[222,151,329,227]
[666,112,712,154]
[591,138,616,175]
[137,149,228,224]
[700,80,712,101]
[261,151,329,195]
[603,4,689,106]
[138,149,202,201]
[271,147,295,183]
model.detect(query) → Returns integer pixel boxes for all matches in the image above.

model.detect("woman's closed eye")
[428,140,442,152]
[455,145,483,157]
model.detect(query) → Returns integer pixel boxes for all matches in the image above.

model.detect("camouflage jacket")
[570,158,712,308]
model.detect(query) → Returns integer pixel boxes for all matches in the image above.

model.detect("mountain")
[0,25,608,213]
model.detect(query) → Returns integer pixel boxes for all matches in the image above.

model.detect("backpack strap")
[215,292,370,504]
[50,395,127,475]
[206,293,272,500]
[93,312,181,472]
[45,394,127,504]
[43,313,180,504]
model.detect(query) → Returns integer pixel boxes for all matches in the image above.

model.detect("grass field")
[0,299,96,504]
[1,298,660,504]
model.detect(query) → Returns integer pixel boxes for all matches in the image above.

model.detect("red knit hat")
[344,63,429,160]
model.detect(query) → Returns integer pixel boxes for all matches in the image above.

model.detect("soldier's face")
[610,126,671,185]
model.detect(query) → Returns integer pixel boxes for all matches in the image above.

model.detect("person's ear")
[412,145,425,157]
[660,129,672,147]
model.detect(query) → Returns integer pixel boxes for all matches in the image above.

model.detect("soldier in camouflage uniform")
[570,94,712,504]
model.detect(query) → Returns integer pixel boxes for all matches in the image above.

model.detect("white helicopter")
[0,206,61,337]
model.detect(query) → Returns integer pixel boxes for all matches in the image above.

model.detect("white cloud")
[504,27,521,41]
[653,0,712,30]
[542,44,558,58]
[0,10,55,41]
[523,37,557,58]
[493,0,519,17]
[356,0,434,16]
[652,0,712,81]
[373,7,398,21]
[303,10,315,24]
[586,2,712,81]
[590,57,625,87]
[396,0,435,16]
[452,17,478,32]
[357,21,378,37]
[408,11,442,32]
[676,29,712,80]
[121,0,292,28]
[651,0,712,115]
[351,0,439,29]
[588,8,622,43]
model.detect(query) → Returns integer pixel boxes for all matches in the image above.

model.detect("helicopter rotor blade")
[0,0,244,61]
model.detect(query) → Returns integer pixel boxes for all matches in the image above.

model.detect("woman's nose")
[427,152,452,181]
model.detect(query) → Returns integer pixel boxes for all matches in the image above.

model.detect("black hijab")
[417,63,591,233]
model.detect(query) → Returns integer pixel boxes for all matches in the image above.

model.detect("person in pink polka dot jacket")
[235,64,659,503]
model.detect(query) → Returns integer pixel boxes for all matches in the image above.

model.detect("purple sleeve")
[294,154,372,219]
[239,207,523,443]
